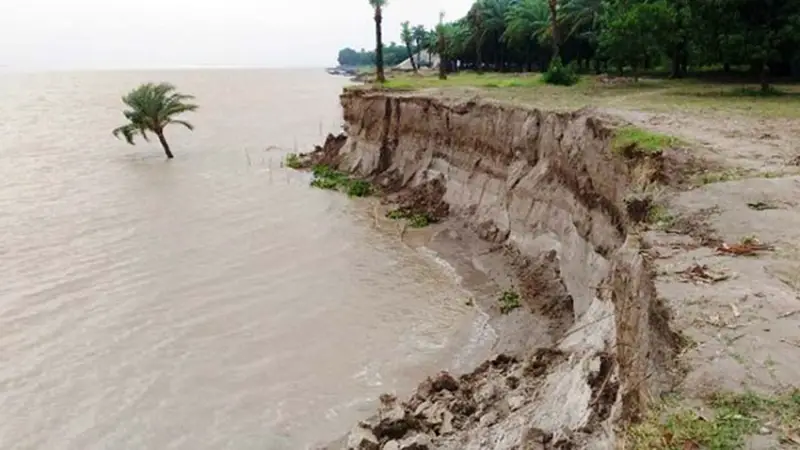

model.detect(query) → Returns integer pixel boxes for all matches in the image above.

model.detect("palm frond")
[112,124,139,145]
[168,119,194,131]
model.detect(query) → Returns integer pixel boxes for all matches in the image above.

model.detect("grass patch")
[284,153,303,169]
[498,290,521,314]
[646,203,676,228]
[309,164,373,197]
[386,208,434,228]
[625,390,800,449]
[361,72,800,118]
[379,72,544,91]
[612,126,681,155]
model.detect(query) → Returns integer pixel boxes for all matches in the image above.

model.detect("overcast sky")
[0,0,474,70]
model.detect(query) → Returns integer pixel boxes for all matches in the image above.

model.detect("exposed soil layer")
[317,89,684,449]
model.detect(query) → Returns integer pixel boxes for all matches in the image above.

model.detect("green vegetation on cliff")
[310,165,373,197]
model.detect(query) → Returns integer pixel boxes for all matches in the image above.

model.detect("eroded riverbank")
[304,88,689,449]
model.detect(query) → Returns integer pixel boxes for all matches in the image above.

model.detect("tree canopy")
[337,44,411,67]
[337,0,800,85]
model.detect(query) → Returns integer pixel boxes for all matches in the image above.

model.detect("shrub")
[408,213,431,228]
[347,180,372,197]
[499,290,521,314]
[542,57,579,86]
[284,153,303,169]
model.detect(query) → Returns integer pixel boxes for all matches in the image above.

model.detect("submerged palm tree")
[112,83,198,159]
[369,0,388,83]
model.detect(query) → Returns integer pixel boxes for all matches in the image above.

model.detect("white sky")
[0,0,474,70]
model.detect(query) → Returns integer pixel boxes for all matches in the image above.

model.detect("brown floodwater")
[0,69,490,449]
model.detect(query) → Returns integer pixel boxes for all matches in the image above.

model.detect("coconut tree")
[401,21,418,71]
[503,0,550,70]
[436,11,448,80]
[112,83,198,159]
[547,0,560,58]
[412,25,427,64]
[369,0,388,83]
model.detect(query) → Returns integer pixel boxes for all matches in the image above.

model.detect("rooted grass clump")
[284,153,303,169]
[310,164,373,197]
[498,290,521,314]
[624,390,800,449]
[613,126,681,155]
[386,208,434,228]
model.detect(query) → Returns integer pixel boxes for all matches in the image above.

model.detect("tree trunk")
[548,0,560,59]
[406,43,418,72]
[476,43,483,74]
[438,33,447,80]
[760,59,769,93]
[374,7,386,83]
[670,45,682,78]
[156,130,174,159]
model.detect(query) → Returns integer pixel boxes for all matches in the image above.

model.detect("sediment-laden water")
[0,69,484,449]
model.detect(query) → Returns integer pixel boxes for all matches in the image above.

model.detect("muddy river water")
[0,69,489,449]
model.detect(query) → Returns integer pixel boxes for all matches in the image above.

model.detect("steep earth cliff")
[319,89,682,450]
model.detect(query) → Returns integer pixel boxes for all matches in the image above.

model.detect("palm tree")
[369,0,388,83]
[412,25,427,64]
[436,11,448,80]
[504,0,550,69]
[112,83,198,159]
[547,0,560,58]
[401,21,418,72]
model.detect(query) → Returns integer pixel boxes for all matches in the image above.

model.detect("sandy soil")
[619,108,800,448]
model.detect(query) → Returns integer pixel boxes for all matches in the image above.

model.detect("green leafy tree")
[599,0,675,80]
[401,21,419,71]
[369,0,388,82]
[112,83,198,159]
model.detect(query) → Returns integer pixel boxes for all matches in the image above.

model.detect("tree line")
[358,0,800,90]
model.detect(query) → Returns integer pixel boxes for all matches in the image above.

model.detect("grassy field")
[372,71,800,118]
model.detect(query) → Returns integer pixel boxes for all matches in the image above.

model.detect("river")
[0,69,482,449]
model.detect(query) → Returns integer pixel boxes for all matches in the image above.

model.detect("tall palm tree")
[547,0,560,58]
[369,0,388,83]
[436,11,448,80]
[412,25,427,64]
[401,21,418,71]
[112,83,198,159]
[503,0,550,69]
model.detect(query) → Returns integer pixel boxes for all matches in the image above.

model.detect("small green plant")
[284,153,303,169]
[386,208,434,228]
[498,290,521,314]
[310,177,340,190]
[346,180,372,197]
[612,126,679,155]
[647,203,675,228]
[386,209,406,220]
[542,57,579,86]
[408,213,431,228]
[309,164,373,196]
